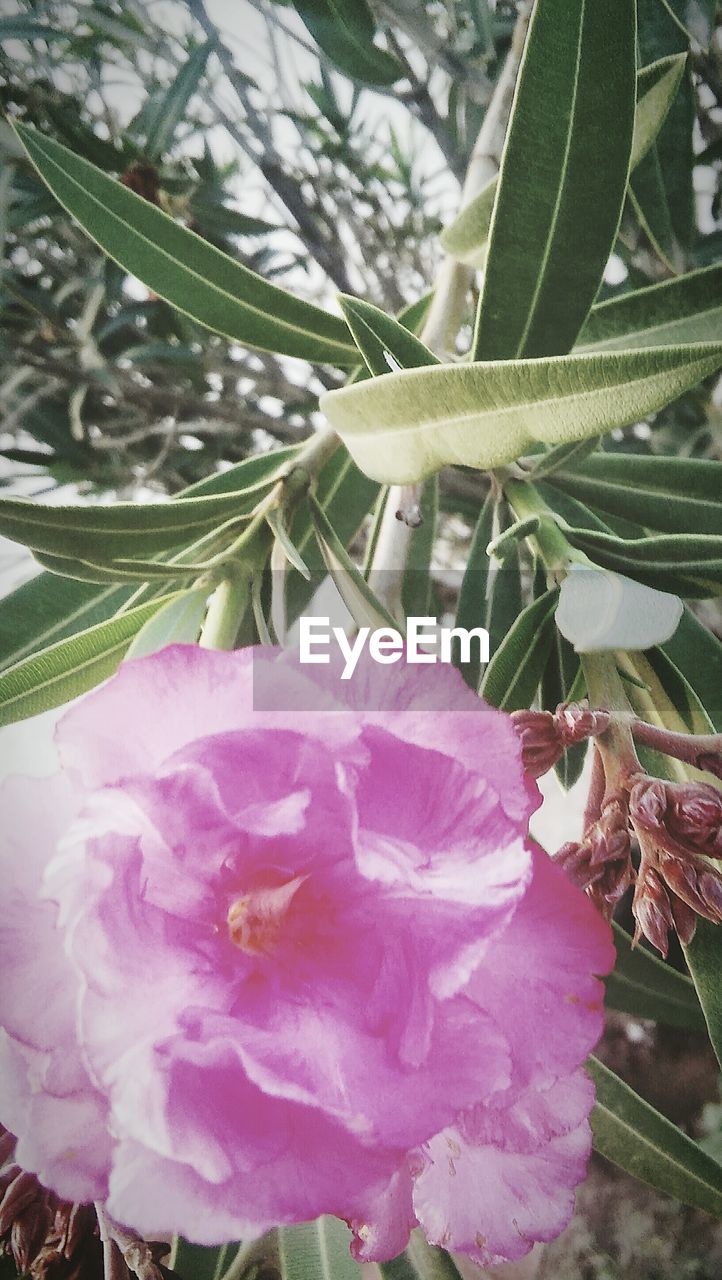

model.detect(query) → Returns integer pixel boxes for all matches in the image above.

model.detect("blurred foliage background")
[0,0,720,506]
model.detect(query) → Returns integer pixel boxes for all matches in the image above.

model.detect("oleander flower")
[0,646,613,1269]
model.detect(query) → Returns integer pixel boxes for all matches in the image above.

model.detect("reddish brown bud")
[629,777,667,832]
[633,863,674,958]
[666,781,722,858]
[119,162,160,205]
[555,701,610,746]
[511,709,562,778]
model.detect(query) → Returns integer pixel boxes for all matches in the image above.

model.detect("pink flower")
[0,646,613,1268]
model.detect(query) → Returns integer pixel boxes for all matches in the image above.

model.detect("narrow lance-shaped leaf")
[441,53,685,268]
[308,492,400,631]
[559,525,722,598]
[480,589,558,712]
[546,451,722,537]
[13,124,358,365]
[577,264,722,352]
[0,576,132,672]
[473,0,637,360]
[589,1056,722,1216]
[292,0,402,85]
[662,609,722,1069]
[125,589,209,660]
[321,343,722,485]
[143,40,213,160]
[606,922,707,1030]
[338,295,439,377]
[0,593,186,727]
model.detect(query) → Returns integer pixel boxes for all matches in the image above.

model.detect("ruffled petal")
[413,1070,594,1267]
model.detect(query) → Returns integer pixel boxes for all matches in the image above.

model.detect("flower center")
[227,874,307,955]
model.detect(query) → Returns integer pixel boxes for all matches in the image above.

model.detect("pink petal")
[466,847,614,1091]
[413,1070,594,1266]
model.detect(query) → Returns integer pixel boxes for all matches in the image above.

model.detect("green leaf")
[0,594,184,727]
[441,53,685,268]
[628,147,684,273]
[401,478,439,620]
[657,0,716,48]
[663,607,722,732]
[380,1235,462,1280]
[541,627,585,789]
[452,491,495,690]
[472,0,636,360]
[125,589,208,659]
[578,264,722,351]
[589,1055,722,1216]
[547,451,722,536]
[338,295,439,377]
[637,0,695,252]
[277,1217,361,1280]
[285,448,379,624]
[170,1240,237,1280]
[143,41,213,160]
[292,0,401,85]
[0,575,131,672]
[560,525,722,598]
[0,490,252,561]
[320,344,722,484]
[662,610,722,1069]
[481,588,558,711]
[13,125,357,366]
[606,922,706,1030]
[308,492,399,630]
[632,53,687,169]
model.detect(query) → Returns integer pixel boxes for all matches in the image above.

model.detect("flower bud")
[666,782,722,859]
[628,777,667,832]
[555,701,610,746]
[632,863,675,958]
[511,709,562,778]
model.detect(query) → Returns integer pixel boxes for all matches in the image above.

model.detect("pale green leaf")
[277,1217,361,1280]
[125,589,208,659]
[308,492,399,630]
[321,344,722,484]
[13,124,357,365]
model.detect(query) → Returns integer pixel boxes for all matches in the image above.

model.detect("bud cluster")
[0,1127,99,1280]
[628,778,722,957]
[554,768,722,958]
[512,701,610,778]
[554,794,632,921]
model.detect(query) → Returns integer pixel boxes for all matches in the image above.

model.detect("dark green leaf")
[607,922,706,1030]
[308,492,399,630]
[13,125,357,365]
[578,264,722,352]
[473,0,636,360]
[0,594,185,727]
[589,1055,722,1216]
[547,452,722,536]
[0,575,131,672]
[292,0,402,85]
[481,588,558,711]
[560,525,722,597]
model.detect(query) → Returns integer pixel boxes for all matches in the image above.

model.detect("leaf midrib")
[21,131,354,360]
